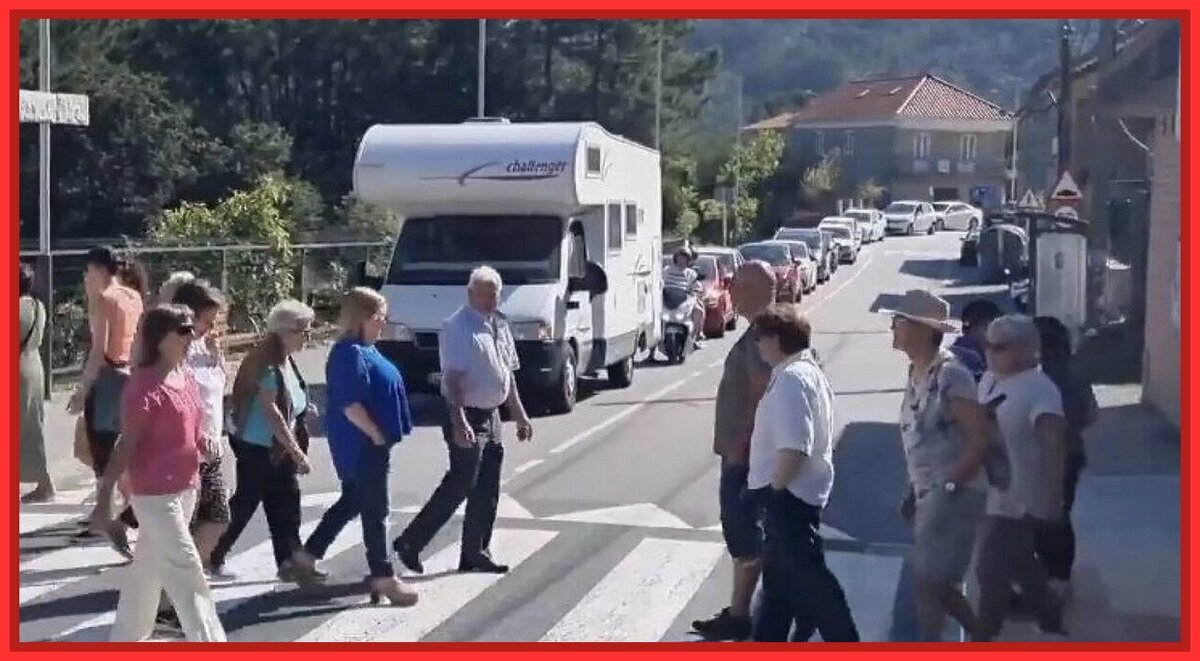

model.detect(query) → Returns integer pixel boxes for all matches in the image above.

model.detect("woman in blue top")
[208,300,318,585]
[290,287,418,606]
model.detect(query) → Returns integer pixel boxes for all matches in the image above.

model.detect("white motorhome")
[352,121,663,414]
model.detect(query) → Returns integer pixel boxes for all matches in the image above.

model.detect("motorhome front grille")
[415,332,439,349]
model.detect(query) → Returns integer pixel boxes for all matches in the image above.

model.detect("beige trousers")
[111,488,226,642]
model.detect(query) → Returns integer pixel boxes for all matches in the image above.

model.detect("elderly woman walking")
[19,263,54,503]
[208,300,319,584]
[973,314,1069,640]
[90,305,226,642]
[290,287,418,606]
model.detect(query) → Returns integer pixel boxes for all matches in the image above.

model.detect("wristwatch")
[943,480,958,494]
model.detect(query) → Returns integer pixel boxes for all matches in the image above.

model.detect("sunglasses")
[175,324,195,337]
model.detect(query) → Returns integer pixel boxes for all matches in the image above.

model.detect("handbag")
[268,356,310,470]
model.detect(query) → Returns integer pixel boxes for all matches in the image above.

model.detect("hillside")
[690,19,1101,119]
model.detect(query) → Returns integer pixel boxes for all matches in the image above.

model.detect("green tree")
[718,130,784,240]
[800,149,843,214]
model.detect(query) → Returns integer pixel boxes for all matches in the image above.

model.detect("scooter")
[660,288,697,364]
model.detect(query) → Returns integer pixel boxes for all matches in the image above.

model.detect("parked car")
[774,227,834,283]
[694,246,744,280]
[773,240,818,293]
[843,208,886,243]
[738,241,801,303]
[692,254,737,337]
[822,225,859,263]
[819,216,863,253]
[933,201,984,231]
[883,200,938,235]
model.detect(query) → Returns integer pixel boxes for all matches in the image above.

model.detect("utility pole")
[38,20,53,395]
[1009,86,1020,202]
[654,20,663,151]
[477,19,486,117]
[1056,19,1073,176]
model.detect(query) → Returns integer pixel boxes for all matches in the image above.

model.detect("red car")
[738,242,801,303]
[694,255,737,338]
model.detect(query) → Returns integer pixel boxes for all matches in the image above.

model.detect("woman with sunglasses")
[209,300,319,585]
[290,287,418,606]
[91,305,226,642]
[972,314,1068,640]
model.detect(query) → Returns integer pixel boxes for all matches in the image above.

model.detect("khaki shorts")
[911,486,985,583]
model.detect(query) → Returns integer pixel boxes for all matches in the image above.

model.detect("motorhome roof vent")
[463,116,511,124]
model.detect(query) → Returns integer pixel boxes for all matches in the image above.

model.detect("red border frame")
[5,3,1193,657]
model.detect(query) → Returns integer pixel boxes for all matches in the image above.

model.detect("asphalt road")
[19,231,1009,643]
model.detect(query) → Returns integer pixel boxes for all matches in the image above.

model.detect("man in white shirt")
[747,303,859,642]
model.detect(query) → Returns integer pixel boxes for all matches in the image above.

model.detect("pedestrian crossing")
[19,495,906,643]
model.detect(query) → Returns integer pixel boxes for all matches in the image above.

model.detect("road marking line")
[19,512,81,535]
[511,459,543,475]
[545,503,691,530]
[55,518,366,641]
[806,253,877,316]
[546,367,716,457]
[540,537,725,642]
[299,528,559,642]
[19,538,136,605]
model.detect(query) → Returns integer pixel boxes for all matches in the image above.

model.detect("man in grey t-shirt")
[691,261,775,642]
[883,289,991,642]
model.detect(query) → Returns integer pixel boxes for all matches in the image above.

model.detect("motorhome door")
[566,219,595,368]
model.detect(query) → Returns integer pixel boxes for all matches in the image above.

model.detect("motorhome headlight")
[510,321,550,342]
[383,322,414,342]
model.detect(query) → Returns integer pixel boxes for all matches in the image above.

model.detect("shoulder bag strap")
[20,299,40,352]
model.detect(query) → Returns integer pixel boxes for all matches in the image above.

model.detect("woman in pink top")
[90,305,226,642]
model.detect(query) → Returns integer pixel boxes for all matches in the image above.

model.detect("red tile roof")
[747,75,1012,129]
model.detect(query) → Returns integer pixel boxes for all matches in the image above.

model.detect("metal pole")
[654,21,663,151]
[1010,87,1020,202]
[1056,19,1073,176]
[38,19,54,395]
[477,19,486,117]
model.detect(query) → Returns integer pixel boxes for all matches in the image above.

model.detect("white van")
[352,121,663,414]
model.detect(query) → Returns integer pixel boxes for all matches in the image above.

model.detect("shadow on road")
[824,421,911,547]
[898,257,973,285]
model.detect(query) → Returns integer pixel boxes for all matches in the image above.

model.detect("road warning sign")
[1018,189,1043,209]
[1049,171,1083,202]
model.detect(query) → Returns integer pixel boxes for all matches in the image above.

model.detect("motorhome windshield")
[388,215,563,286]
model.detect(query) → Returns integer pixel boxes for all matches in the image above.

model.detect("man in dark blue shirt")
[949,299,1001,382]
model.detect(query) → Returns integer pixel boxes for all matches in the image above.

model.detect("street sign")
[1018,189,1043,209]
[1049,170,1083,202]
[1054,206,1080,221]
[19,90,90,126]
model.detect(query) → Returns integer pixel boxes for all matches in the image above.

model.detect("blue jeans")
[304,442,394,578]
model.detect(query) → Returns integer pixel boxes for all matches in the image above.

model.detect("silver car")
[884,200,938,235]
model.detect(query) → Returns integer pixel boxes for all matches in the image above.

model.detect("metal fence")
[20,240,393,387]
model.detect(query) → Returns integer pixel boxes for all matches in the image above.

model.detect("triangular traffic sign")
[1050,170,1083,201]
[1018,189,1042,208]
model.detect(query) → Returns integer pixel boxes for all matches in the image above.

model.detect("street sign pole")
[22,20,90,395]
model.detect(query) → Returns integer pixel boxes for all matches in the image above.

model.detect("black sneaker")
[691,607,752,641]
[392,537,424,575]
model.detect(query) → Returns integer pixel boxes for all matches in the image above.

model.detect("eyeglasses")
[175,325,195,337]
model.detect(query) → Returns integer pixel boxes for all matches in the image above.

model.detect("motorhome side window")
[625,203,638,237]
[607,204,623,251]
[586,146,602,176]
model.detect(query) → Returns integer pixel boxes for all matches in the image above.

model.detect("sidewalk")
[999,383,1182,642]
[34,342,336,494]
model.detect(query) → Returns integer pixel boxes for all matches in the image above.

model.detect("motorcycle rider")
[663,248,707,349]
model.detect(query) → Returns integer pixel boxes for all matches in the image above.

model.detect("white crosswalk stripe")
[20,502,904,643]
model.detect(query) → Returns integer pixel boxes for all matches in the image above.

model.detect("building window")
[815,131,825,155]
[960,134,978,162]
[607,203,623,251]
[914,132,931,159]
[625,203,638,237]
[844,130,855,155]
